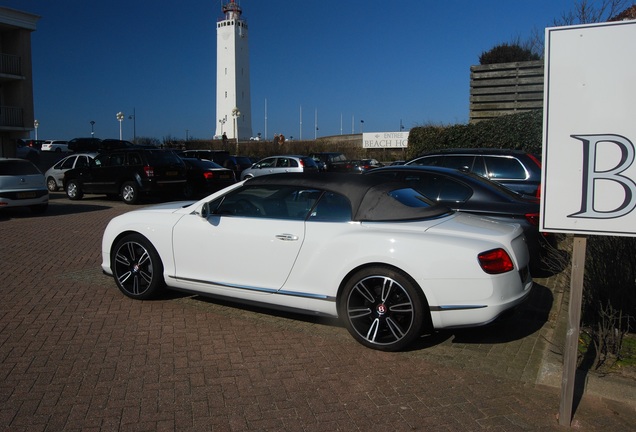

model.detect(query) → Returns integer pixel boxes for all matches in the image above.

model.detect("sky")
[5,0,579,142]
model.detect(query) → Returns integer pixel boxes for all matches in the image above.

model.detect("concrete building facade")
[0,6,39,157]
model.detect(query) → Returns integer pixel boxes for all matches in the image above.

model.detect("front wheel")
[47,177,58,192]
[339,266,428,351]
[111,234,164,300]
[66,180,83,200]
[121,181,140,204]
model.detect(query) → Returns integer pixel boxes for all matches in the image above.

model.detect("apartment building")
[0,6,39,157]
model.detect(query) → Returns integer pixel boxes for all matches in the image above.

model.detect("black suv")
[63,148,187,204]
[67,137,103,153]
[406,148,542,196]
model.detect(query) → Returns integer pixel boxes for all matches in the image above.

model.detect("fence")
[469,60,544,123]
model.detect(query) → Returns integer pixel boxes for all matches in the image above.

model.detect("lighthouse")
[215,0,253,140]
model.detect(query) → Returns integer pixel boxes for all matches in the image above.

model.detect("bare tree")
[555,0,633,25]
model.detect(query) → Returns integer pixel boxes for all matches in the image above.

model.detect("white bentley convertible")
[102,173,532,351]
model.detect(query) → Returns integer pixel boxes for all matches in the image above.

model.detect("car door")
[171,184,310,293]
[85,152,126,194]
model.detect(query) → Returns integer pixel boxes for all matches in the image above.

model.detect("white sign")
[541,20,636,236]
[362,132,409,149]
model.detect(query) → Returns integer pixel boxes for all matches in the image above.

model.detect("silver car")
[0,158,48,214]
[44,153,96,192]
[240,155,319,180]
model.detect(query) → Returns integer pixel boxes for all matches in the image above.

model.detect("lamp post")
[231,107,241,154]
[128,108,136,143]
[219,118,226,135]
[90,121,95,137]
[33,120,39,140]
[116,112,124,140]
[360,119,364,133]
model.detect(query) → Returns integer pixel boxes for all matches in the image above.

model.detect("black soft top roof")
[245,173,452,221]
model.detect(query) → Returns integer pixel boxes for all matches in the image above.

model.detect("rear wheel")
[339,266,427,351]
[66,180,83,200]
[121,181,140,204]
[111,234,164,300]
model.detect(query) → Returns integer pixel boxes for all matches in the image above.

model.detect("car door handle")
[276,233,299,241]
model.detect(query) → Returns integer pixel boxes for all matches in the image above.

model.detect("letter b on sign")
[569,134,636,219]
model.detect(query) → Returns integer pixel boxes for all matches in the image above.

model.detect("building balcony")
[0,53,23,80]
[0,106,24,128]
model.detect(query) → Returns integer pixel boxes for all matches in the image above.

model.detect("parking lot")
[1,192,635,431]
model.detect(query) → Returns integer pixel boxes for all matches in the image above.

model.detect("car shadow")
[408,281,554,351]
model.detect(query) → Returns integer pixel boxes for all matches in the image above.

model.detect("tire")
[65,180,83,200]
[121,181,140,204]
[47,177,58,192]
[339,266,428,351]
[111,234,164,300]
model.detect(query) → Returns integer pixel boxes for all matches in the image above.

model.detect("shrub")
[479,43,541,65]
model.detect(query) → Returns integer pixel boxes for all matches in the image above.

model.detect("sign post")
[542,20,636,425]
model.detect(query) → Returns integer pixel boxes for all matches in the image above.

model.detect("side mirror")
[199,202,210,218]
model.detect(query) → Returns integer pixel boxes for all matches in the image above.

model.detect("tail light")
[203,172,215,180]
[144,166,154,177]
[535,183,542,198]
[478,248,514,274]
[525,212,540,226]
[299,159,305,168]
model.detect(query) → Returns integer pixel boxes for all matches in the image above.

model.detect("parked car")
[240,155,319,180]
[366,165,551,266]
[100,139,136,151]
[64,148,187,204]
[25,139,46,150]
[44,153,97,191]
[177,150,230,166]
[406,148,542,197]
[222,155,254,179]
[67,137,102,153]
[309,152,348,171]
[328,159,383,174]
[182,158,236,198]
[41,140,69,152]
[0,158,48,213]
[101,173,532,351]
[15,142,40,164]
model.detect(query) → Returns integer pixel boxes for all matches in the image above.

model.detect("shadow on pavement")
[410,282,554,350]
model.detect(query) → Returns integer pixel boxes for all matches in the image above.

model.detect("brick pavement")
[1,193,635,431]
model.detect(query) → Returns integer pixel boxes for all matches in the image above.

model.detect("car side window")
[211,186,314,220]
[441,155,475,172]
[276,158,290,168]
[61,156,76,169]
[128,153,142,165]
[410,156,440,166]
[484,156,527,180]
[75,156,90,168]
[309,192,352,222]
[259,158,276,168]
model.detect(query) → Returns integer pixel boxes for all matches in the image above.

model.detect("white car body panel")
[102,195,532,327]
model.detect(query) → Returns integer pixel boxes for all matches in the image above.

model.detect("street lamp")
[219,118,226,136]
[128,108,136,143]
[33,120,39,140]
[360,119,364,133]
[90,121,95,137]
[116,112,125,140]
[231,107,241,153]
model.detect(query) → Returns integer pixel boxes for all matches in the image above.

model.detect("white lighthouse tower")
[215,0,253,141]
